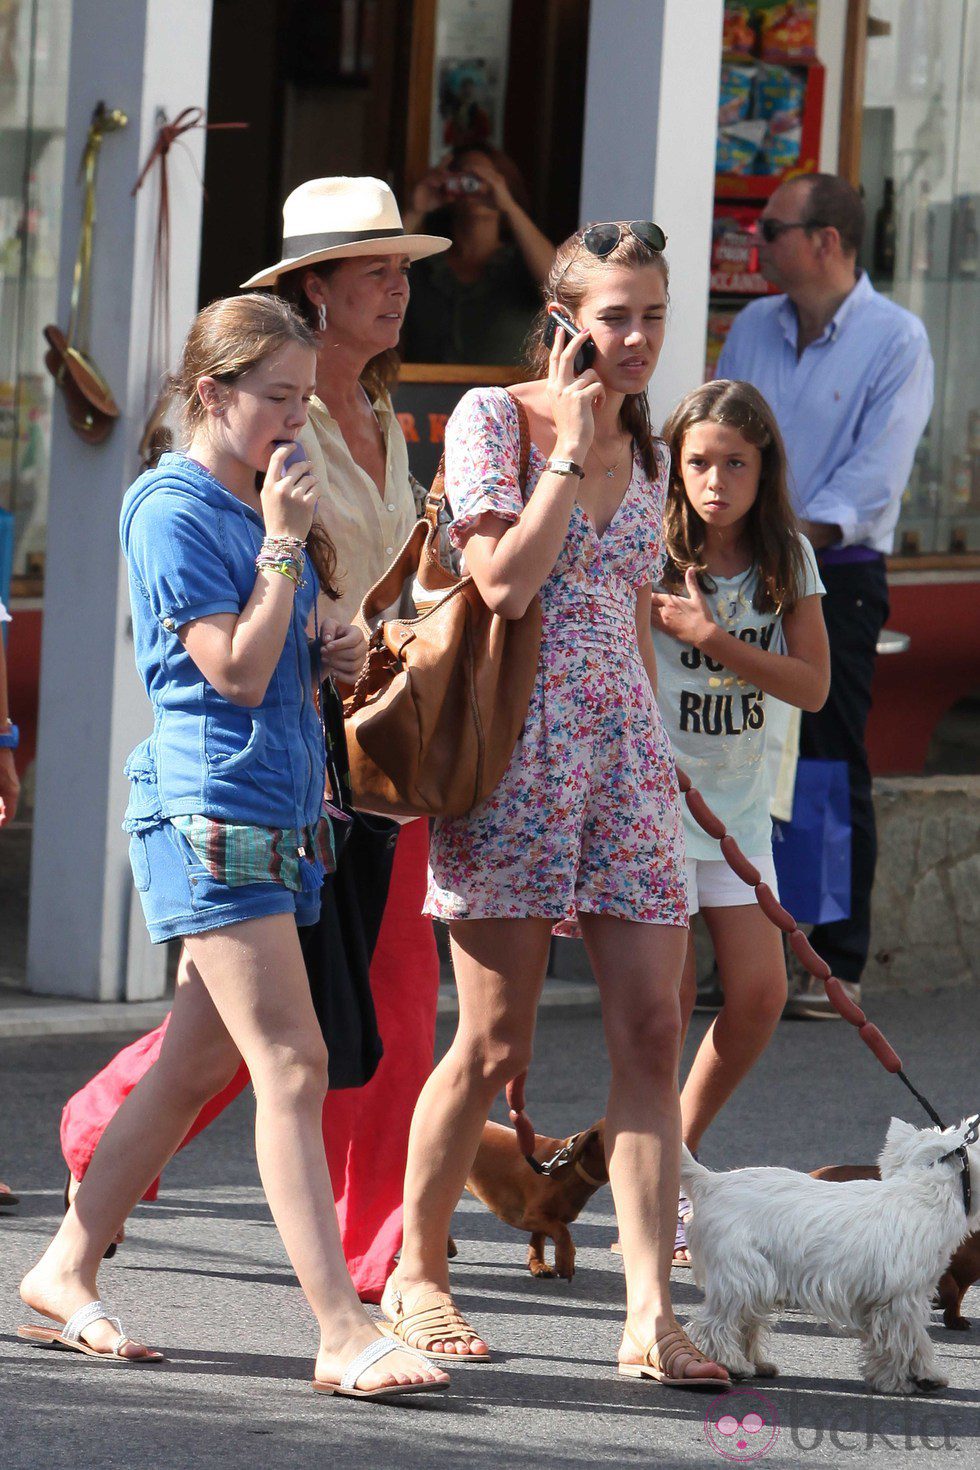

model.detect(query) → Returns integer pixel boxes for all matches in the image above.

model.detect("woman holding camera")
[400,146,556,366]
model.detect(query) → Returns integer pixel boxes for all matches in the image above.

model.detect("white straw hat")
[240,176,450,289]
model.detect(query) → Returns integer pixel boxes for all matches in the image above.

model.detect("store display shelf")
[722,52,823,70]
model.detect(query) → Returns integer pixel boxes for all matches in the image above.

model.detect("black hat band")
[282,226,406,256]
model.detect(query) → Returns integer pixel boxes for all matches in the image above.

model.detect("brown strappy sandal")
[618,1322,729,1391]
[380,1281,491,1363]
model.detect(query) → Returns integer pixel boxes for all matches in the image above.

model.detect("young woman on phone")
[381,223,730,1391]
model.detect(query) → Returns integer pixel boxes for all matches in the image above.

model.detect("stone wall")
[865,775,979,993]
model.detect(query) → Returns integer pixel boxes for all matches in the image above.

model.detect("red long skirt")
[60,819,440,1304]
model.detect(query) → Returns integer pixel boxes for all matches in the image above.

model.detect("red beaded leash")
[506,762,948,1170]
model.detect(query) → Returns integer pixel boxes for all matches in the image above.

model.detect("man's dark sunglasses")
[756,217,827,244]
[581,220,668,257]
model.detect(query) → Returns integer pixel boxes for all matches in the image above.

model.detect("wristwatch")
[0,721,18,750]
[545,458,586,480]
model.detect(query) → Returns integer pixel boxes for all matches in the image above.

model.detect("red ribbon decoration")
[132,108,248,433]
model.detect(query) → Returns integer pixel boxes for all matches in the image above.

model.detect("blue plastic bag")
[771,758,851,925]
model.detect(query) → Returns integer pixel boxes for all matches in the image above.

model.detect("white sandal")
[312,1334,449,1400]
[18,1299,164,1363]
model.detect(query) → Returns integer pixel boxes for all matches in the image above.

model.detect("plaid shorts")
[129,821,322,944]
[170,810,340,891]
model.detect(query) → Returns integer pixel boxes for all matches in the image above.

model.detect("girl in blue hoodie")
[18,294,447,1401]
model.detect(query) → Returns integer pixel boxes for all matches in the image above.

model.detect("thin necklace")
[589,437,631,479]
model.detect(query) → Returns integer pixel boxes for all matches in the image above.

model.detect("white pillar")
[27,0,213,998]
[579,0,723,430]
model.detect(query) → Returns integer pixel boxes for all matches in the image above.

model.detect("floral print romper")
[425,388,688,937]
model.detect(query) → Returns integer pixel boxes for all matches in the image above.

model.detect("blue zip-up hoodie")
[120,454,325,833]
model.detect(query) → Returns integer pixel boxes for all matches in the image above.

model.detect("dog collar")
[938,1114,979,1216]
[530,1133,582,1178]
[574,1159,607,1189]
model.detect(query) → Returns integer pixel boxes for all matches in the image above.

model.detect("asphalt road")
[1,988,978,1469]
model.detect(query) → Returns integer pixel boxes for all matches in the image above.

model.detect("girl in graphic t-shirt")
[650,379,830,1266]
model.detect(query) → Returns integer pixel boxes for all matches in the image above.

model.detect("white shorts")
[686,852,778,918]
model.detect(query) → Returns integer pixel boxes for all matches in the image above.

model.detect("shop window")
[708,1,825,378]
[395,0,590,484]
[199,0,588,488]
[861,0,980,561]
[0,0,70,601]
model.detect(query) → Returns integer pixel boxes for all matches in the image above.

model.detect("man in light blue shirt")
[718,173,934,1015]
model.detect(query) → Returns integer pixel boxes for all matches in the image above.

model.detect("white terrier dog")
[680,1115,980,1395]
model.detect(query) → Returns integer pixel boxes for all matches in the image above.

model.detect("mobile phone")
[544,306,596,376]
[275,440,308,470]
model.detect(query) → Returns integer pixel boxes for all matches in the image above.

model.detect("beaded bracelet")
[263,561,304,587]
[255,548,305,567]
[255,540,306,588]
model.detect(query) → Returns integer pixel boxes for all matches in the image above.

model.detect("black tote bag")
[299,680,395,1089]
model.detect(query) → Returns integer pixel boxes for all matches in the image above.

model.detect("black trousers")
[800,559,889,984]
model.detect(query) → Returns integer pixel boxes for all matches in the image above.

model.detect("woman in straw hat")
[58,178,456,1309]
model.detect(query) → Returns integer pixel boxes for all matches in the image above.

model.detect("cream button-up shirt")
[300,391,418,623]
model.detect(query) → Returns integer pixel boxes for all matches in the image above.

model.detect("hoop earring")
[317,303,327,332]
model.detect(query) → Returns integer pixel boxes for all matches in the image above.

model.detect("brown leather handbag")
[343,394,542,819]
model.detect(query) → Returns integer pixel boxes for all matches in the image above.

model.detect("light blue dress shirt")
[716,272,934,554]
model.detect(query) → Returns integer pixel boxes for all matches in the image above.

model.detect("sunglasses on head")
[756,217,827,244]
[579,220,668,258]
[554,220,668,292]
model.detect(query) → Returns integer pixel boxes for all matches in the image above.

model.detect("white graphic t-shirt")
[653,535,824,861]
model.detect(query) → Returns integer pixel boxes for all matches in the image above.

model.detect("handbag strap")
[357,520,431,629]
[358,391,533,628]
[423,389,532,527]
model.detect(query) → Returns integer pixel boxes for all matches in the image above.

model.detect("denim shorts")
[130,820,321,944]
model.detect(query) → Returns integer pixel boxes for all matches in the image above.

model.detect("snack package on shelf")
[755,62,806,132]
[710,206,772,294]
[716,119,766,175]
[722,3,756,56]
[719,62,756,126]
[705,309,739,380]
[757,2,817,61]
[760,126,802,174]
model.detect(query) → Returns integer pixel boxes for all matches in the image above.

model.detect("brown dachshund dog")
[463,1118,608,1278]
[812,1163,979,1331]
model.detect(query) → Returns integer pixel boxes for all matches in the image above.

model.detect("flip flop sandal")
[63,1170,117,1260]
[673,1201,692,1269]
[312,1335,449,1400]
[0,1186,19,1208]
[618,1323,729,1392]
[380,1282,491,1363]
[17,1299,164,1363]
